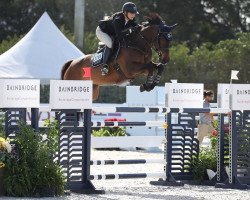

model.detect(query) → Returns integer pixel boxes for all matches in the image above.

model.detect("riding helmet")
[122,2,139,14]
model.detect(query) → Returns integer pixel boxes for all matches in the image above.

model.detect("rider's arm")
[113,15,124,38]
[130,19,138,27]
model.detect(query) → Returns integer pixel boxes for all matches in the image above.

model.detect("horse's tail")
[61,60,73,80]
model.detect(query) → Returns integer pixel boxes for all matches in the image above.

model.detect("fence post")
[31,108,39,132]
[216,113,226,182]
[71,109,104,194]
[150,112,184,186]
[215,110,249,189]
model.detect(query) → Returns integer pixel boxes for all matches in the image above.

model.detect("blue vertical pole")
[217,113,225,182]
[166,112,173,181]
[4,109,9,137]
[31,108,39,132]
[150,112,183,186]
[216,111,249,189]
[70,109,104,194]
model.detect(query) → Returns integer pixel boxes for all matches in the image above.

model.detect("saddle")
[91,26,141,67]
[91,39,120,67]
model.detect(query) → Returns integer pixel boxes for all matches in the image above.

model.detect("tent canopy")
[0,12,84,80]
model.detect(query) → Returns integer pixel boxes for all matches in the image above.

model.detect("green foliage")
[210,137,217,149]
[238,131,250,152]
[83,32,99,53]
[0,35,23,54]
[40,84,50,103]
[1,0,249,46]
[159,33,250,95]
[92,127,126,137]
[0,0,75,42]
[43,118,59,155]
[3,123,65,197]
[60,25,75,43]
[191,147,217,183]
[94,86,126,103]
[0,111,5,137]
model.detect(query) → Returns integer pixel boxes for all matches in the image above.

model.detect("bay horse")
[61,13,177,100]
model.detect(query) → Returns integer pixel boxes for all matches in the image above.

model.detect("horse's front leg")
[140,63,165,92]
[139,63,157,92]
[151,63,165,89]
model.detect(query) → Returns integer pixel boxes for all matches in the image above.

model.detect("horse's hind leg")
[93,85,100,101]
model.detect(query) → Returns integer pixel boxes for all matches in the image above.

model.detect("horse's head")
[143,13,177,64]
[156,22,177,64]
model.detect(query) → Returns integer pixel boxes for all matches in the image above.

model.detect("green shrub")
[43,118,59,155]
[92,127,126,137]
[83,32,99,53]
[191,147,217,183]
[3,123,65,197]
[40,84,50,103]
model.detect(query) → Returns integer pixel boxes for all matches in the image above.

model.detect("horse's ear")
[170,23,178,30]
[162,23,178,32]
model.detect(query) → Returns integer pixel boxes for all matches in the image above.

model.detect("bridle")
[138,21,173,60]
[152,31,172,58]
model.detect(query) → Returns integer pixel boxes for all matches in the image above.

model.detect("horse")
[61,13,177,100]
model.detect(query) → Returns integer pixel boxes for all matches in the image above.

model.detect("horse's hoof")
[149,84,156,91]
[140,85,145,92]
[145,87,152,92]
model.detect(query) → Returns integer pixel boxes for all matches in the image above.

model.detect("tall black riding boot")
[101,46,112,75]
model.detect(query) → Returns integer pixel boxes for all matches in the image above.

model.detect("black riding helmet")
[122,2,139,14]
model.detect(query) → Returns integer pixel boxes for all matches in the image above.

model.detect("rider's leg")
[96,26,112,75]
[101,46,112,75]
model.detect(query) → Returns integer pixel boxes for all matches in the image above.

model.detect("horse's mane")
[142,13,163,26]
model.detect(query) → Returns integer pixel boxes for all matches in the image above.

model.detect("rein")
[126,25,171,60]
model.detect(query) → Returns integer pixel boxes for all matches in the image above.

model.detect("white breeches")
[96,26,113,48]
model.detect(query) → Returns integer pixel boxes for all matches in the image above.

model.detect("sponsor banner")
[0,79,40,108]
[165,83,203,108]
[230,84,250,110]
[217,84,230,109]
[50,80,92,109]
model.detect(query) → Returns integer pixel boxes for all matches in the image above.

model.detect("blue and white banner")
[217,84,230,109]
[50,80,93,110]
[165,83,203,108]
[230,84,250,110]
[0,79,40,108]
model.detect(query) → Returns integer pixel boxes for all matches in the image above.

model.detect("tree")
[0,34,23,54]
[202,0,250,33]
[1,0,249,46]
[157,32,250,92]
[0,0,74,42]
[139,0,250,46]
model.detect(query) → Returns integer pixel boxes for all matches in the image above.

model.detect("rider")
[96,2,139,75]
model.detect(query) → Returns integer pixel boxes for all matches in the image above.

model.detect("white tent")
[0,12,84,80]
